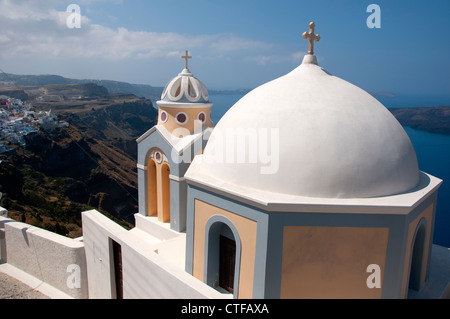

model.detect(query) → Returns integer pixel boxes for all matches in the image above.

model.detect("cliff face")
[0,89,29,101]
[0,73,164,101]
[390,106,450,135]
[0,86,157,237]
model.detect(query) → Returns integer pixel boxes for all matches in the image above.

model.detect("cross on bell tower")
[302,22,320,55]
[181,50,192,69]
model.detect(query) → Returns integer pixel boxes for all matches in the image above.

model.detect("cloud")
[0,0,275,64]
[0,0,306,87]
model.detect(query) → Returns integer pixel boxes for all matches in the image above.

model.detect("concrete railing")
[0,207,7,263]
[0,216,88,299]
[0,227,5,264]
[1,210,226,299]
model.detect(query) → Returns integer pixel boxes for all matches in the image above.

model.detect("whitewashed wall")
[0,216,88,299]
[82,210,223,299]
[0,217,6,263]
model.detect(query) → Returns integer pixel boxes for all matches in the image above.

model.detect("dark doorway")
[219,235,236,294]
[112,240,123,299]
[408,224,426,292]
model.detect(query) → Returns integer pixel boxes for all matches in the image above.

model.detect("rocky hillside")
[390,106,450,135]
[0,83,157,238]
[0,73,164,101]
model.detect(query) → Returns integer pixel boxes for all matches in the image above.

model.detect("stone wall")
[0,216,88,299]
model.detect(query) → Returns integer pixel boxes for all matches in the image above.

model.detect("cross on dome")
[181,50,192,69]
[302,22,320,55]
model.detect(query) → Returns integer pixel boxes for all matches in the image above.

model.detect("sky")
[0,0,449,98]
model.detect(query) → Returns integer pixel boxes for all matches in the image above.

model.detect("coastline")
[389,105,450,135]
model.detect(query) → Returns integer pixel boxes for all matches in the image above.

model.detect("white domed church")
[39,23,442,299]
[178,23,442,299]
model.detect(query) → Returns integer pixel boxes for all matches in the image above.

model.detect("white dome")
[194,55,420,199]
[160,68,209,104]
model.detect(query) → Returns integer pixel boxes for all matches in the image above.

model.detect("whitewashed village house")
[0,97,61,148]
[0,24,448,299]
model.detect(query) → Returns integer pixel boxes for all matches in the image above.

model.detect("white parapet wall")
[82,210,225,299]
[0,216,88,299]
[0,216,5,263]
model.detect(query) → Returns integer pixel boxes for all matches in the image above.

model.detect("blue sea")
[209,92,450,247]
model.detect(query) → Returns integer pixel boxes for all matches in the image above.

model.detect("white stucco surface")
[186,166,442,214]
[159,68,211,105]
[0,263,72,299]
[0,216,88,299]
[136,125,212,155]
[82,210,225,299]
[190,54,420,199]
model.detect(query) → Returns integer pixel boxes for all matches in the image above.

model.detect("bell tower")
[156,50,213,137]
[136,50,214,232]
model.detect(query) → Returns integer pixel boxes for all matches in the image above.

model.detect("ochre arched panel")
[160,163,171,223]
[193,199,257,299]
[146,159,157,216]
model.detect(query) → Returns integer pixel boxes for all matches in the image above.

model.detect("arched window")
[160,163,171,223]
[146,150,170,224]
[204,217,241,298]
[146,159,157,217]
[408,219,427,293]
